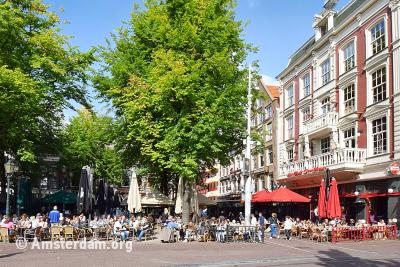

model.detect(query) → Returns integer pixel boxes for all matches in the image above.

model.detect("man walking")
[49,206,60,226]
[258,212,266,243]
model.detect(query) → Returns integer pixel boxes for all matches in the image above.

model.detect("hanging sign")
[389,162,399,175]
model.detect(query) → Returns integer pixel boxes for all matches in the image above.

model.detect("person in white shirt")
[284,216,293,240]
[114,216,129,241]
[250,214,257,226]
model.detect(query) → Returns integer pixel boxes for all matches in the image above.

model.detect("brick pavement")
[0,238,399,267]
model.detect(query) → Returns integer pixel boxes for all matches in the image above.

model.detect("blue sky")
[45,0,348,119]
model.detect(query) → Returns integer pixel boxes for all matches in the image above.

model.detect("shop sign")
[388,162,399,175]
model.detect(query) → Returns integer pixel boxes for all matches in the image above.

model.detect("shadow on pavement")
[315,249,400,266]
[0,252,24,259]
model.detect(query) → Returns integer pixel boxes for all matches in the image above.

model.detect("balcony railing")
[304,112,338,135]
[279,148,367,177]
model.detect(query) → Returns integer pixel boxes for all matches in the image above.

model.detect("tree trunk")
[182,178,191,225]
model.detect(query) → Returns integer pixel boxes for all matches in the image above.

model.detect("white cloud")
[261,74,279,86]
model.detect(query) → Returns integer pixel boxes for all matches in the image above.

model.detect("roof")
[278,0,368,79]
[260,79,280,100]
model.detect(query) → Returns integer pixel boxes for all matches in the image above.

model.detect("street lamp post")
[4,158,15,217]
[6,172,10,217]
[244,63,252,225]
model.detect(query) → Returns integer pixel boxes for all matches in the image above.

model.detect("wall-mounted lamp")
[354,190,360,196]
[388,187,396,194]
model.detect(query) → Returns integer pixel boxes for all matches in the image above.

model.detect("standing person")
[284,216,293,240]
[49,206,60,226]
[268,213,279,239]
[258,212,266,243]
[238,212,244,223]
[250,214,257,226]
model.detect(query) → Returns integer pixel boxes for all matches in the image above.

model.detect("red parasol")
[264,188,310,203]
[251,190,271,203]
[317,179,327,218]
[327,178,342,219]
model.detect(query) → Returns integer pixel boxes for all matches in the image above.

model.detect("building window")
[302,73,310,97]
[258,111,265,125]
[287,116,294,139]
[287,85,294,107]
[343,41,355,72]
[321,137,330,154]
[267,146,273,164]
[265,105,272,119]
[344,84,355,114]
[321,97,331,114]
[260,154,264,167]
[343,128,356,148]
[287,147,294,161]
[266,123,272,141]
[321,58,331,85]
[251,117,257,127]
[371,20,385,55]
[372,117,387,155]
[302,106,312,122]
[372,67,386,103]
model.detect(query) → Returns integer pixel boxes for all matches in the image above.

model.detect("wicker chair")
[0,227,16,243]
[50,226,62,241]
[24,226,43,241]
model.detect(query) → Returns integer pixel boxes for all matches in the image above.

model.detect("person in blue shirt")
[166,218,178,230]
[49,206,60,225]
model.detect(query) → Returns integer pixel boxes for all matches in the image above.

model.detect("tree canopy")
[62,109,124,185]
[95,0,253,181]
[0,0,94,186]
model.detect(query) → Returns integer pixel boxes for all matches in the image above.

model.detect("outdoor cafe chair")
[50,226,62,241]
[299,226,308,239]
[24,226,42,242]
[197,229,209,242]
[63,226,75,241]
[0,227,16,243]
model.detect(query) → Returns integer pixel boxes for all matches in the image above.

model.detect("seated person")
[133,217,145,241]
[0,216,15,235]
[114,216,129,241]
[90,216,100,228]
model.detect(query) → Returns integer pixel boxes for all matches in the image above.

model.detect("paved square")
[1,239,399,267]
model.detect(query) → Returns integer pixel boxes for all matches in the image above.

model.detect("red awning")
[251,190,271,203]
[252,188,310,203]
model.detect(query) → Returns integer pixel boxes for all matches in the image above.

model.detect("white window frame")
[341,40,356,73]
[321,96,331,114]
[286,84,294,107]
[286,115,294,140]
[371,116,387,155]
[320,137,331,154]
[301,72,311,98]
[287,147,294,162]
[267,146,273,164]
[321,58,331,86]
[343,127,356,148]
[371,67,387,104]
[266,123,272,141]
[265,105,272,120]
[343,83,356,115]
[365,16,388,58]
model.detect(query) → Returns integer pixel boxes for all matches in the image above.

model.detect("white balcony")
[304,112,338,136]
[279,148,367,178]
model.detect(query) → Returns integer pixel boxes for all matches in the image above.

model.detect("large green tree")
[62,109,124,185]
[0,0,94,187]
[95,0,253,222]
